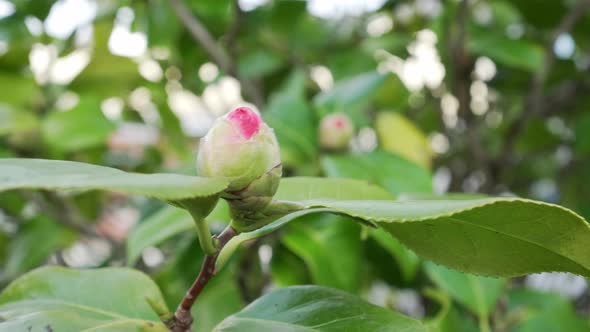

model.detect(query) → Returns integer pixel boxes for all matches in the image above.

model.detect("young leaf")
[0,266,169,331]
[305,198,590,277]
[322,151,433,195]
[0,158,228,200]
[214,285,426,331]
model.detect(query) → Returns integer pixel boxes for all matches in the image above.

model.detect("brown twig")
[169,226,238,332]
[168,0,265,107]
[493,0,590,178]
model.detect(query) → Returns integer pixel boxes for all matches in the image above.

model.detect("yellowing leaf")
[376,112,432,169]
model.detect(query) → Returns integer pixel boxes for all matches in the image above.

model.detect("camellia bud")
[197,107,282,210]
[319,113,354,151]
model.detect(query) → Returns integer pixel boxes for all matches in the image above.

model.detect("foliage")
[1,0,590,331]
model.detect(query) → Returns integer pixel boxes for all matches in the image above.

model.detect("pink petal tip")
[227,107,262,139]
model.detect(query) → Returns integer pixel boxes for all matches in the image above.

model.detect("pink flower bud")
[319,113,354,151]
[197,107,282,207]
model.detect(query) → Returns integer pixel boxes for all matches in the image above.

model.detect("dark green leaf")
[282,213,362,292]
[215,285,426,331]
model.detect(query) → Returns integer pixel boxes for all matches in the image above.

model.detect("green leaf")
[71,23,140,97]
[0,266,169,331]
[41,97,115,153]
[371,228,420,283]
[282,213,362,292]
[303,198,590,277]
[0,74,39,108]
[270,244,310,286]
[238,50,284,78]
[508,289,589,332]
[313,71,387,116]
[0,158,228,200]
[322,151,433,195]
[0,105,39,136]
[376,112,432,170]
[468,31,544,73]
[264,70,317,167]
[425,262,506,318]
[214,285,426,331]
[425,289,478,332]
[275,176,393,201]
[126,201,230,265]
[3,216,75,281]
[127,207,193,266]
[216,177,394,269]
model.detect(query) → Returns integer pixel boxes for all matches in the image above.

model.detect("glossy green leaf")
[303,198,590,277]
[322,151,433,195]
[0,266,169,332]
[0,158,228,200]
[425,262,506,318]
[214,285,426,331]
[282,213,362,291]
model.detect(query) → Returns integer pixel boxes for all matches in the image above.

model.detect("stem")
[479,315,491,332]
[169,226,238,332]
[193,216,217,255]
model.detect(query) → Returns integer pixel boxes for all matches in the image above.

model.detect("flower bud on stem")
[170,107,292,331]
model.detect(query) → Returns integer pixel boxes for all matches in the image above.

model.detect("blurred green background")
[1,0,589,331]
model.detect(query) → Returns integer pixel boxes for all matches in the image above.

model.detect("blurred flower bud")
[319,113,354,151]
[197,107,282,209]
